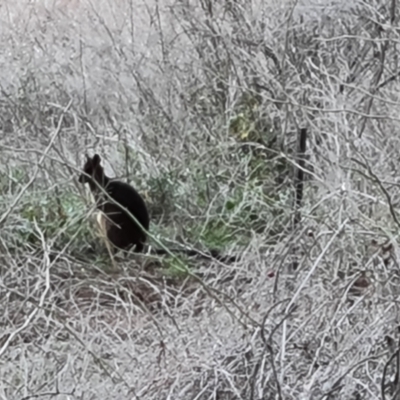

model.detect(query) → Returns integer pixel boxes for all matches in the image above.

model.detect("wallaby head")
[78,154,107,187]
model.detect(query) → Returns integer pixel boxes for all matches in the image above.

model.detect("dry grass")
[2,0,400,399]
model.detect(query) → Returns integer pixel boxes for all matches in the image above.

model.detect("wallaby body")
[79,154,149,253]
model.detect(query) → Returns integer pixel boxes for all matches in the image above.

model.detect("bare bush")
[2,0,400,399]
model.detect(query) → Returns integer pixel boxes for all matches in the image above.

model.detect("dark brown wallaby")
[79,154,150,253]
[79,154,239,263]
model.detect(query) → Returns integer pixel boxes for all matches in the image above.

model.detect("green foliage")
[229,91,289,182]
[188,218,238,250]
[161,255,191,279]
[146,169,181,218]
[229,92,272,144]
[3,185,99,258]
[0,167,29,195]
[144,151,292,252]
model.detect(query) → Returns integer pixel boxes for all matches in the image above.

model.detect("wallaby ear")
[92,154,101,166]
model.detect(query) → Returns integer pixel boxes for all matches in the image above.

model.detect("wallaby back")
[79,154,150,253]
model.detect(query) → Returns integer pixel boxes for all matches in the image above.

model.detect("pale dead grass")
[2,0,400,399]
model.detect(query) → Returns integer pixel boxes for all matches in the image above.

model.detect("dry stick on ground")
[0,100,72,227]
[293,127,307,227]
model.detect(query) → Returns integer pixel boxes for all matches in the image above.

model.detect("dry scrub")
[2,0,400,399]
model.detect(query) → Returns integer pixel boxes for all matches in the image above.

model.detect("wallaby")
[79,154,239,263]
[79,154,150,253]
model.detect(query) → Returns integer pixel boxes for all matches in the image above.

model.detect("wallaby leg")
[96,212,118,271]
[135,242,144,253]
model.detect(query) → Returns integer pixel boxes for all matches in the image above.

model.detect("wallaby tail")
[151,247,239,263]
